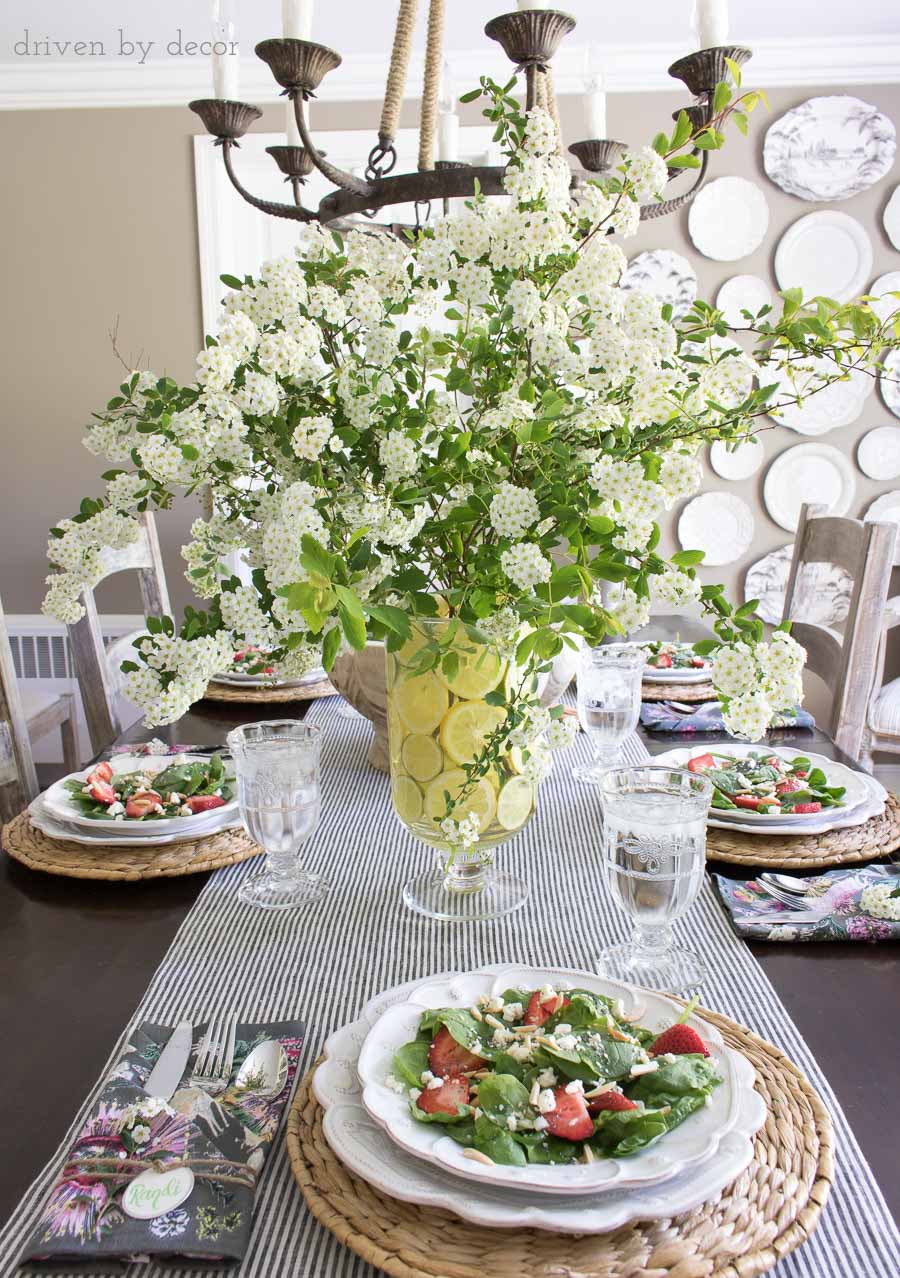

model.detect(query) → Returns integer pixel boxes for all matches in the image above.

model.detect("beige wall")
[2,81,899,627]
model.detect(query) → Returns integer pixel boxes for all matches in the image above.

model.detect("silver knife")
[748,911,827,926]
[144,1021,193,1099]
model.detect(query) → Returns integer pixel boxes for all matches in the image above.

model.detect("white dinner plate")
[884,185,900,252]
[865,489,900,534]
[358,965,751,1198]
[688,177,769,261]
[314,968,765,1234]
[28,795,243,848]
[211,667,326,689]
[650,745,878,832]
[41,754,238,836]
[642,665,712,684]
[866,272,900,328]
[763,355,871,436]
[677,493,754,567]
[715,275,773,330]
[709,437,765,481]
[879,350,900,419]
[706,778,885,836]
[774,211,872,304]
[743,543,853,627]
[857,426,900,480]
[619,249,697,319]
[763,96,896,202]
[763,443,856,533]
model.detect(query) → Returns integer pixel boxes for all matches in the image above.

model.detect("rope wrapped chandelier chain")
[189,3,751,233]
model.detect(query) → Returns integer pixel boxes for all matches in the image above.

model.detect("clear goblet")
[596,766,713,993]
[575,644,644,783]
[226,720,325,910]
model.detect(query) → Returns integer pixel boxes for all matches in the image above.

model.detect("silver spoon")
[234,1039,288,1098]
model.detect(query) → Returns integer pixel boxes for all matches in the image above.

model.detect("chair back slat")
[0,599,40,822]
[783,502,896,761]
[66,511,169,756]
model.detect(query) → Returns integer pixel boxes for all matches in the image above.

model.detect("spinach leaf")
[556,989,614,1028]
[392,1040,429,1089]
[417,1008,485,1054]
[592,1094,706,1156]
[408,1098,471,1124]
[626,1055,721,1105]
[472,1115,527,1166]
[708,768,745,796]
[516,1131,582,1164]
[475,1073,530,1127]
[492,1051,527,1081]
[152,760,209,796]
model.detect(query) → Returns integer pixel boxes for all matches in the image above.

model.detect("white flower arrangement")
[43,78,897,744]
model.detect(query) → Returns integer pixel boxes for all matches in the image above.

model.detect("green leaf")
[651,131,669,156]
[220,273,243,289]
[723,57,743,87]
[732,110,749,136]
[671,109,693,150]
[299,534,337,582]
[668,154,701,170]
[321,625,342,671]
[338,601,367,650]
[392,1040,430,1089]
[671,549,705,567]
[712,81,732,113]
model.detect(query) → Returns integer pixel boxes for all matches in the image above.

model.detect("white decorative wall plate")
[687,177,770,261]
[677,493,755,566]
[709,437,765,481]
[878,349,900,419]
[763,443,856,532]
[763,96,896,201]
[857,426,900,480]
[763,354,871,436]
[884,185,900,252]
[774,211,873,303]
[865,490,900,527]
[866,272,900,326]
[715,275,773,329]
[744,543,853,626]
[619,249,697,319]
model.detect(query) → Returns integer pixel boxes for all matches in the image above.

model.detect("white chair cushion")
[869,676,900,736]
[105,630,145,697]
[19,686,65,721]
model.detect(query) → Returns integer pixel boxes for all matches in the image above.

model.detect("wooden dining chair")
[782,502,896,763]
[67,511,171,756]
[861,523,900,766]
[0,600,42,821]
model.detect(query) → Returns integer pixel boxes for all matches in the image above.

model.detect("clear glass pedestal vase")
[402,845,529,922]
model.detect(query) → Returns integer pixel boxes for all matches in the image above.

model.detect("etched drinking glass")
[226,720,325,910]
[575,645,644,783]
[596,766,713,992]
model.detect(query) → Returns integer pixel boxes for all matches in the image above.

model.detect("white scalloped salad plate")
[313,971,766,1233]
[356,966,749,1196]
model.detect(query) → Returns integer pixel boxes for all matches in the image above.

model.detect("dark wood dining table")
[0,696,897,1232]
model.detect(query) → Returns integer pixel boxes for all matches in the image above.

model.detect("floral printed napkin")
[713,868,900,942]
[21,1018,304,1267]
[640,701,814,733]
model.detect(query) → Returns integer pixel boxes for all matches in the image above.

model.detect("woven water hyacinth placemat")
[0,812,262,880]
[203,677,336,704]
[286,1005,833,1278]
[707,792,900,869]
[641,680,715,702]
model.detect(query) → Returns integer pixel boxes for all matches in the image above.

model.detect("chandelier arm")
[418,0,445,171]
[221,141,316,221]
[318,164,510,223]
[292,94,374,197]
[639,147,710,221]
[379,0,419,150]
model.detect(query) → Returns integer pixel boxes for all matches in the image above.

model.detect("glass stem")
[632,922,674,957]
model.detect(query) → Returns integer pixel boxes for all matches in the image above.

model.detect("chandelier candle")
[438,59,460,163]
[694,0,729,49]
[582,46,606,139]
[286,98,302,147]
[282,0,314,40]
[210,17,239,99]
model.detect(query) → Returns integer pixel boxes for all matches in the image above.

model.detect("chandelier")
[189,3,751,233]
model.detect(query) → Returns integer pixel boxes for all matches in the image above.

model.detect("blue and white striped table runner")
[1,696,897,1277]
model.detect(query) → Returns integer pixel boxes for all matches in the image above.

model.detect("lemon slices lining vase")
[387,618,534,921]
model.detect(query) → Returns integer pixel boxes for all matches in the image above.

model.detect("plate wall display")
[763,443,856,533]
[879,349,900,419]
[687,177,770,261]
[762,355,871,436]
[865,272,900,327]
[774,211,873,304]
[312,969,766,1235]
[357,966,752,1198]
[709,436,765,481]
[744,542,853,628]
[619,249,697,319]
[677,493,754,566]
[884,185,900,251]
[715,275,773,329]
[763,95,896,202]
[857,426,900,480]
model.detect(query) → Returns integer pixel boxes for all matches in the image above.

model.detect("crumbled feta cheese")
[614,999,626,1018]
[151,803,164,814]
[426,1077,443,1091]
[554,1023,572,1036]
[506,1115,518,1131]
[630,1061,659,1077]
[502,1002,524,1023]
[107,801,125,816]
[409,1087,422,1102]
[385,1073,405,1094]
[473,1106,483,1119]
[534,1115,549,1132]
[114,814,125,821]
[81,785,93,796]
[536,1088,557,1114]
[659,1053,677,1064]
[564,1079,584,1095]
[537,1068,557,1088]
[539,983,557,1002]
[180,804,194,816]
[476,994,491,1008]
[491,1026,513,1048]
[165,792,184,806]
[555,1034,577,1052]
[485,996,505,1014]
[506,1039,534,1063]
[703,1094,713,1107]
[420,1070,436,1085]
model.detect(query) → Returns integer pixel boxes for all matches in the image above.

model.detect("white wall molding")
[2,35,898,111]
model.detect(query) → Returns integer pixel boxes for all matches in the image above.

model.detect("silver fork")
[190,1011,237,1097]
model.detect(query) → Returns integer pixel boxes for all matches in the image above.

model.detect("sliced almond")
[619,1003,647,1024]
[463,1148,495,1166]
[529,1079,540,1106]
[470,1006,483,1022]
[583,1083,609,1099]
[581,1145,595,1164]
[484,1013,505,1031]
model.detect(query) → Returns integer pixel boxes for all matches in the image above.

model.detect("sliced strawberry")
[124,791,162,819]
[791,801,822,814]
[427,1026,486,1078]
[185,794,227,814]
[543,1087,594,1142]
[88,761,114,784]
[650,1024,709,1058]
[691,656,707,668]
[734,795,780,813]
[416,1074,470,1116]
[88,779,116,805]
[654,653,673,668]
[793,769,808,779]
[586,1089,639,1115]
[523,990,569,1027]
[775,777,804,795]
[687,753,716,773]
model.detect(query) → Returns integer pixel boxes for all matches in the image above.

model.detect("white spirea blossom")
[545,715,578,750]
[234,371,281,417]
[292,415,333,460]
[257,330,304,378]
[623,146,669,202]
[196,346,238,391]
[500,542,552,591]
[608,587,651,635]
[379,431,419,483]
[489,482,540,539]
[711,643,757,698]
[219,585,277,650]
[522,106,558,157]
[722,689,774,742]
[653,567,702,608]
[217,311,259,360]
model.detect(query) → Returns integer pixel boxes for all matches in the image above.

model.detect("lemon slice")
[439,641,506,700]
[496,776,534,831]
[424,768,497,830]
[439,699,506,766]
[401,733,444,783]
[392,774,424,824]
[393,670,449,736]
[505,745,525,775]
